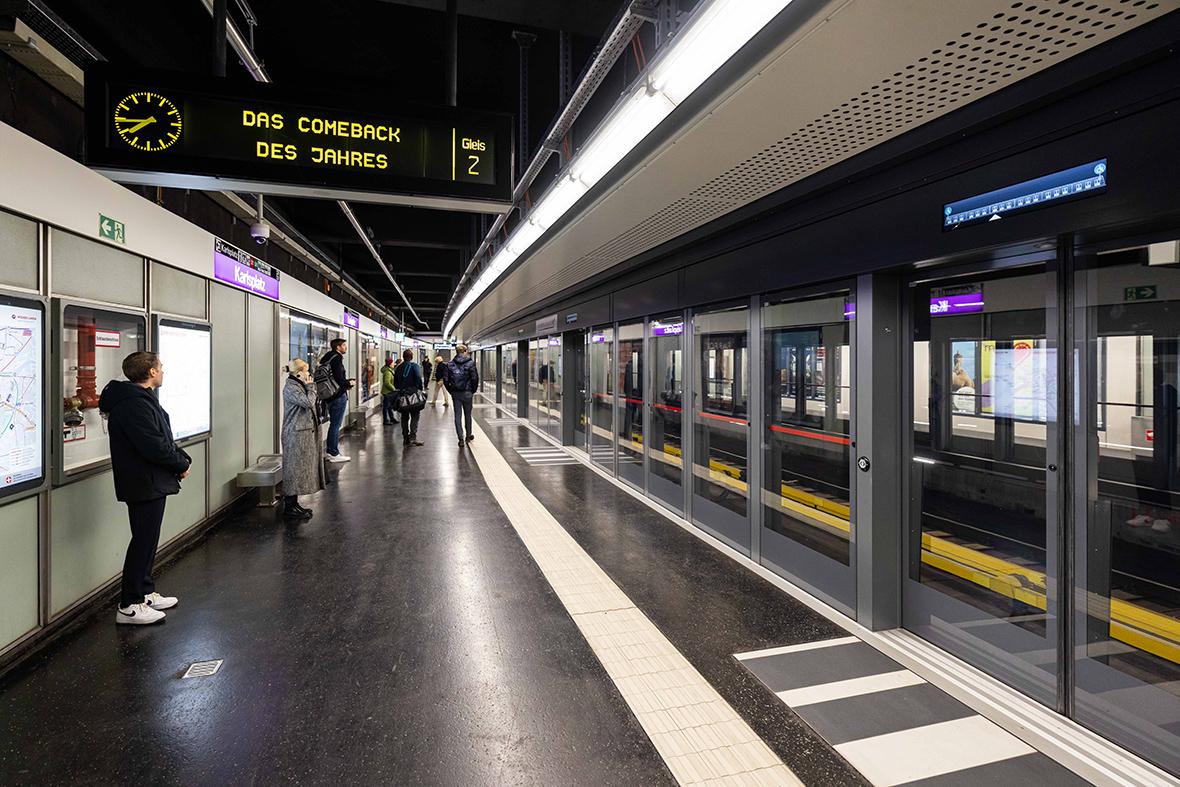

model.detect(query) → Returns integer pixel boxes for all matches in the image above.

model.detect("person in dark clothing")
[98,351,192,626]
[445,344,480,447]
[319,338,353,462]
[421,351,433,388]
[395,348,425,446]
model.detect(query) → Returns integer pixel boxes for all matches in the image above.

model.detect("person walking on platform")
[421,350,433,392]
[315,338,353,463]
[280,359,325,521]
[445,344,480,447]
[99,351,192,626]
[395,348,426,446]
[380,356,400,426]
[430,354,451,408]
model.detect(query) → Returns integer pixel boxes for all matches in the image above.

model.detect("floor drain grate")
[182,659,223,679]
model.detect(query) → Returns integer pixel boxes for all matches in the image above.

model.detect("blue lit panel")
[943,159,1107,230]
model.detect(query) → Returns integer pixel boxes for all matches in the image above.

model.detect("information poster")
[156,319,212,440]
[0,300,43,494]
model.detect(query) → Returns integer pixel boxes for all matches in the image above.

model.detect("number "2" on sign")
[468,155,480,176]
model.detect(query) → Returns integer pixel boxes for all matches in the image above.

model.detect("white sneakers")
[116,592,179,625]
[145,592,178,610]
[116,603,166,625]
[326,454,351,463]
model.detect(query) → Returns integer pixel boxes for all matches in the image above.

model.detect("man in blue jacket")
[99,351,192,626]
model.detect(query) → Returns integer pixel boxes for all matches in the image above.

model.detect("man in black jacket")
[319,338,353,463]
[99,351,192,626]
[445,344,480,447]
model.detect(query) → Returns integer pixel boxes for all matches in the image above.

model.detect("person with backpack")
[394,348,426,446]
[430,354,451,408]
[445,344,480,447]
[315,338,353,463]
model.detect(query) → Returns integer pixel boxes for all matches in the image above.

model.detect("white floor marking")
[776,670,926,708]
[833,715,1035,786]
[467,420,803,786]
[735,636,860,661]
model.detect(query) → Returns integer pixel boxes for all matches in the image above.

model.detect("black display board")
[85,67,513,208]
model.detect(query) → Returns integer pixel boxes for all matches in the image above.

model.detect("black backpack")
[313,358,340,400]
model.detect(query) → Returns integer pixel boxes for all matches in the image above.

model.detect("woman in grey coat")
[281,359,325,520]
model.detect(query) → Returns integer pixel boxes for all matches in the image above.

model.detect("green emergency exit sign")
[1124,285,1157,301]
[99,214,125,244]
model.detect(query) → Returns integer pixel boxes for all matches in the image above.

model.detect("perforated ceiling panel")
[459,0,1177,338]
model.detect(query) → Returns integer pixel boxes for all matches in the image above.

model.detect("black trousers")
[120,496,167,607]
[400,407,421,439]
[382,392,400,423]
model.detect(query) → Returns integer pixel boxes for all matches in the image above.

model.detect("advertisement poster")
[950,340,978,413]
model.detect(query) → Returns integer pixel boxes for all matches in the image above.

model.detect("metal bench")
[237,454,283,507]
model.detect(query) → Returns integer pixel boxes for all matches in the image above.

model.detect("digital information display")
[85,67,513,211]
[0,297,44,495]
[155,318,212,441]
[943,159,1107,230]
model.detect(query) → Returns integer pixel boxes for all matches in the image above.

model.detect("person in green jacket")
[380,356,400,425]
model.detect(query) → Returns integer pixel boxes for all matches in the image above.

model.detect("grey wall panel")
[612,272,679,322]
[49,469,125,616]
[51,230,143,307]
[150,261,207,319]
[161,442,207,544]
[247,297,276,461]
[0,209,38,291]
[557,295,610,333]
[209,284,247,510]
[0,496,39,649]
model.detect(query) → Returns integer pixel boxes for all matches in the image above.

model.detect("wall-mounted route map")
[0,302,43,493]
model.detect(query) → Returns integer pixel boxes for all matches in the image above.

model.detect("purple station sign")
[342,309,361,329]
[213,238,280,300]
[651,322,684,337]
[930,286,984,317]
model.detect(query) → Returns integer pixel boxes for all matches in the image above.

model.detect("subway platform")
[0,399,1091,786]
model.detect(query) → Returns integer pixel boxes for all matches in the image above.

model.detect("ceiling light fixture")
[444,0,795,338]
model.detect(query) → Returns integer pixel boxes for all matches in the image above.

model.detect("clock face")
[113,92,182,152]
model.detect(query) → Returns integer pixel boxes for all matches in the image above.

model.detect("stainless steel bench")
[237,454,283,507]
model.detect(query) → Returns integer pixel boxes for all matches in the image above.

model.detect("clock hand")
[126,117,157,134]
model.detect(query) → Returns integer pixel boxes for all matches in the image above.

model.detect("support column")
[854,273,903,630]
[495,346,503,404]
[444,0,458,107]
[511,31,537,182]
[562,330,579,445]
[516,339,529,418]
[212,0,228,77]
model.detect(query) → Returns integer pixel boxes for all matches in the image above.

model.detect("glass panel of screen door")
[692,305,751,553]
[590,327,615,471]
[1073,240,1180,775]
[906,265,1059,707]
[617,323,644,488]
[649,315,685,512]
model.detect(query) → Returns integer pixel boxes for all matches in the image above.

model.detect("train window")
[1073,241,1180,773]
[906,265,1058,706]
[692,305,751,551]
[762,292,854,574]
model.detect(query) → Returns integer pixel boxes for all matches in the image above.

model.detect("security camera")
[250,221,271,245]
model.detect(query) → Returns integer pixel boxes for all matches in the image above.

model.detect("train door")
[1071,237,1180,774]
[617,322,645,489]
[692,304,752,553]
[904,261,1061,706]
[590,327,615,471]
[649,315,685,514]
[529,338,542,430]
[761,289,856,615]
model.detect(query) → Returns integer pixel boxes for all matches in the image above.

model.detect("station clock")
[113,91,182,152]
